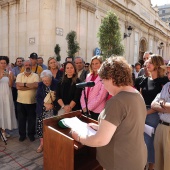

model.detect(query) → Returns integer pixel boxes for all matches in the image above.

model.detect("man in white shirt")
[16,60,39,142]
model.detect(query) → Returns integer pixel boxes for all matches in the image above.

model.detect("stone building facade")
[0,0,170,64]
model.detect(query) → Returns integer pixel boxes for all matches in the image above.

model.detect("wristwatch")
[24,83,27,87]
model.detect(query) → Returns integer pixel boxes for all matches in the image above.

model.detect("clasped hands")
[63,105,72,113]
[0,71,9,79]
[44,103,54,111]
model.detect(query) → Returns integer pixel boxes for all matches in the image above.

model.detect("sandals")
[1,132,7,141]
[36,145,43,153]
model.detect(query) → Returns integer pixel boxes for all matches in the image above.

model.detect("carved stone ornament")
[29,38,35,45]
[76,0,96,13]
[0,0,17,6]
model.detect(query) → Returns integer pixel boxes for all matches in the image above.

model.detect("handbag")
[44,90,56,104]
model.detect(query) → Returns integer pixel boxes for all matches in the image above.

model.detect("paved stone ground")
[0,129,43,170]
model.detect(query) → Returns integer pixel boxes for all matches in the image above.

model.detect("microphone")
[76,81,95,88]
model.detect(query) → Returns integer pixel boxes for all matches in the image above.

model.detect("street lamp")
[158,42,164,56]
[124,26,133,39]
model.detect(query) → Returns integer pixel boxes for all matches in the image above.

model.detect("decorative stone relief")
[0,0,17,6]
[29,37,35,45]
[56,27,63,36]
[123,0,136,6]
[76,0,96,13]
[40,0,55,10]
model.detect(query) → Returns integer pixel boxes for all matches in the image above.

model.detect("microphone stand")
[83,87,91,117]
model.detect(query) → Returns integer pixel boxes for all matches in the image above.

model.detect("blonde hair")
[90,55,103,74]
[47,57,58,70]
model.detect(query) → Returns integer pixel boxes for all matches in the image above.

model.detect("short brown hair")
[149,54,165,77]
[98,56,133,86]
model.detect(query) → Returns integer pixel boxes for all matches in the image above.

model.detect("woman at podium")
[72,56,147,170]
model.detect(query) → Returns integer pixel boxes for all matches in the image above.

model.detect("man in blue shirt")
[37,57,47,70]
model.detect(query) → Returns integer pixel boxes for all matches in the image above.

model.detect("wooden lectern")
[43,110,102,170]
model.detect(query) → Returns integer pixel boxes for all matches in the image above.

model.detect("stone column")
[8,0,18,62]
[18,0,27,59]
[1,3,9,56]
[39,0,56,60]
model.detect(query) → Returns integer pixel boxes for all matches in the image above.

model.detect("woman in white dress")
[0,56,17,141]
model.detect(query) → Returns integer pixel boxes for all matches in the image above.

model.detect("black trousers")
[17,103,36,138]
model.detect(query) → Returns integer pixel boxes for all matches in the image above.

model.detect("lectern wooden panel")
[43,110,102,170]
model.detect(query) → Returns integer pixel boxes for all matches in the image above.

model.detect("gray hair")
[74,56,84,63]
[24,60,32,66]
[40,70,53,79]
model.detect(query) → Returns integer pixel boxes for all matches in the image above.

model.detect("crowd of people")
[0,51,170,170]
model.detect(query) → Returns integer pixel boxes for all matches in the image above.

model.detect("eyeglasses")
[166,72,170,75]
[85,66,89,67]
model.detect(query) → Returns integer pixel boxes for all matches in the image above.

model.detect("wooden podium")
[43,110,102,170]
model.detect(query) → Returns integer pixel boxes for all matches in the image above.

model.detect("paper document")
[144,124,155,137]
[61,117,97,136]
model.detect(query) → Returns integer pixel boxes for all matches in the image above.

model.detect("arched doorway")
[139,38,147,65]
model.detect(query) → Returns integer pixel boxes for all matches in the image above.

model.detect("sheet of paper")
[144,124,155,137]
[62,117,97,136]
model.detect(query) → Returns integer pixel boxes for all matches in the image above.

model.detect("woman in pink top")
[80,56,108,120]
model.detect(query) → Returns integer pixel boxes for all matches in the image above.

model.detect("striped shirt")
[154,82,170,123]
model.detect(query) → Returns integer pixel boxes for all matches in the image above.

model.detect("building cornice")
[76,0,96,13]
[0,0,17,6]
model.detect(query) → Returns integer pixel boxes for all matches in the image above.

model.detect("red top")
[87,74,98,99]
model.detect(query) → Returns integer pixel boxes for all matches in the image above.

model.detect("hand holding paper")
[144,124,155,137]
[59,117,97,137]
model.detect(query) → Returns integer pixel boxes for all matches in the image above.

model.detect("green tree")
[54,44,61,61]
[66,31,80,59]
[97,11,124,58]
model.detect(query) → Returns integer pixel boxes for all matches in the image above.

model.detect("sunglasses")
[85,66,89,67]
